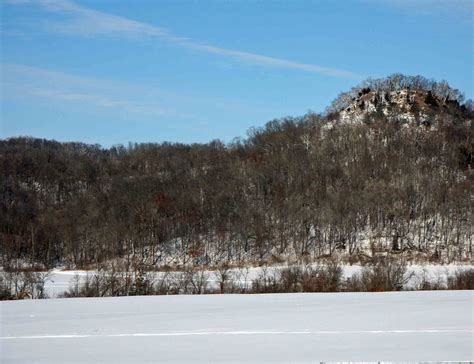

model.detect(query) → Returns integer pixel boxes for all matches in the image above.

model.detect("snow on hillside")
[1,291,472,363]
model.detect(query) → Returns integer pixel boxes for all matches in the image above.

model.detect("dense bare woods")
[1,77,472,270]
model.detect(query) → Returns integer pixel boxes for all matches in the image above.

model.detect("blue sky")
[1,0,473,147]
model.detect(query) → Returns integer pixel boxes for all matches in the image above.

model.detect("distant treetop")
[326,74,467,114]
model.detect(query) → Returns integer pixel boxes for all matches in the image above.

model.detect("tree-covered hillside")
[1,76,472,268]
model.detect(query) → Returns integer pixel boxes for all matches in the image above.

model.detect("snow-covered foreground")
[1,291,472,363]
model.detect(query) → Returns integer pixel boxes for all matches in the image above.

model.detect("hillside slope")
[1,75,473,269]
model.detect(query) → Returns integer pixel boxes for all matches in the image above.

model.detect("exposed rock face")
[338,88,469,126]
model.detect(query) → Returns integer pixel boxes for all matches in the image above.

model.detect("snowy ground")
[43,264,474,298]
[1,291,472,363]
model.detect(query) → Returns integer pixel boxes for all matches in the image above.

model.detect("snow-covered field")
[1,291,472,363]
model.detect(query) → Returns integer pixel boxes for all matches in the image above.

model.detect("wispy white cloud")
[30,88,134,109]
[35,0,171,37]
[5,0,360,79]
[1,64,181,118]
[180,43,357,79]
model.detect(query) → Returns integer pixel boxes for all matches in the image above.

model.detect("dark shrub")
[345,257,411,292]
[447,269,474,290]
[251,260,343,293]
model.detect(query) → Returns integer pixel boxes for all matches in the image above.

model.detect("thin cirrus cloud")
[5,0,360,79]
[1,63,178,118]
